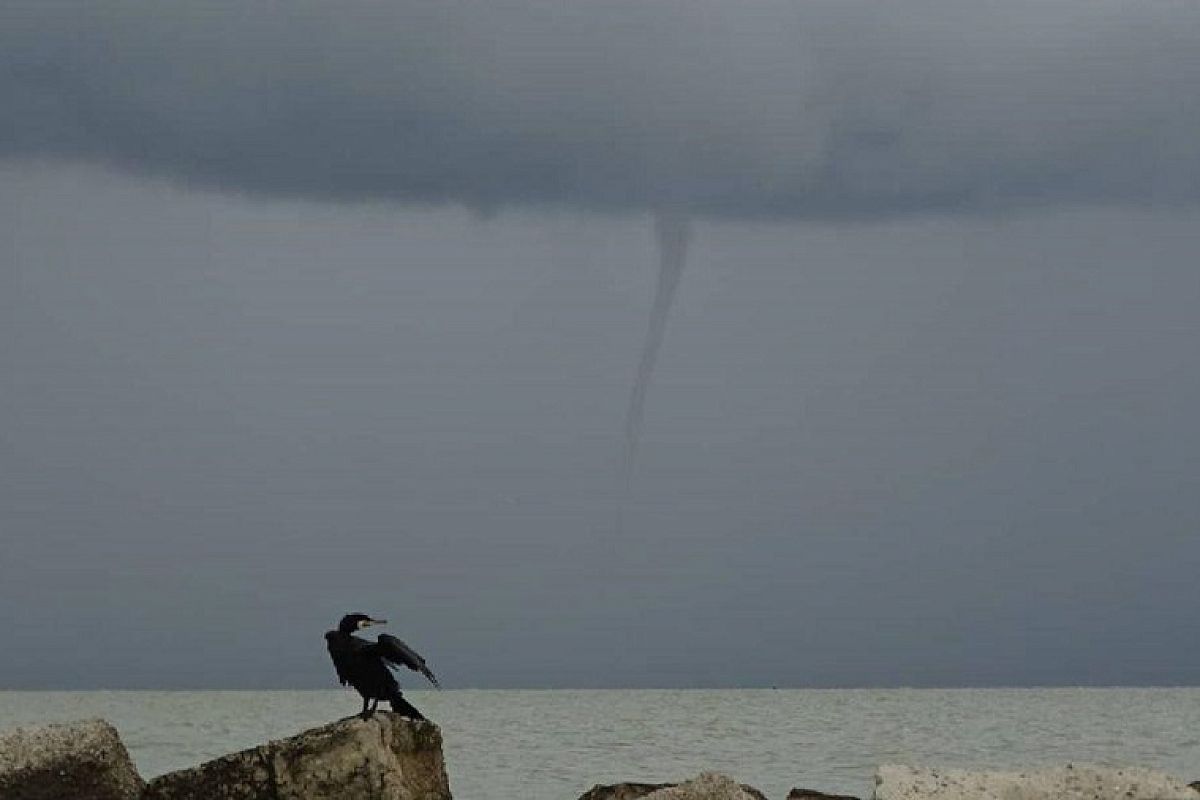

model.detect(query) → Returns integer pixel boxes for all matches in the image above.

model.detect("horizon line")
[4,684,1200,693]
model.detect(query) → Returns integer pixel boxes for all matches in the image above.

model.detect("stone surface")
[578,782,677,800]
[788,788,861,800]
[640,773,766,800]
[578,782,681,800]
[580,775,767,800]
[143,712,450,800]
[874,763,1198,800]
[0,718,144,800]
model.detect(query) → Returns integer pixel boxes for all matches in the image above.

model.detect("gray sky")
[2,1,1199,689]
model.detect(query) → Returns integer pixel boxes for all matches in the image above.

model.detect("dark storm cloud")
[2,0,1199,217]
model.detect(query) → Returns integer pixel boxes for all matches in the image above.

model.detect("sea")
[2,689,1198,800]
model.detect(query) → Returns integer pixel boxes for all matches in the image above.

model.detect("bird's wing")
[376,634,441,688]
[324,632,352,686]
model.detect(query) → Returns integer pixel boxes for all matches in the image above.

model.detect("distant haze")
[1,1,1199,689]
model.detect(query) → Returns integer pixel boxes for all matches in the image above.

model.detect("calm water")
[2,689,1198,800]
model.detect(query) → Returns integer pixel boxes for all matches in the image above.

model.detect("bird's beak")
[368,618,388,626]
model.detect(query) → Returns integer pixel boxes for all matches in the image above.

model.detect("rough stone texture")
[788,788,861,800]
[0,718,144,800]
[142,713,450,800]
[579,777,767,800]
[640,773,766,800]
[578,783,677,800]
[729,782,768,800]
[580,776,767,800]
[874,763,1199,800]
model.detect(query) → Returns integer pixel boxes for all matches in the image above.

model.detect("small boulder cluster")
[0,715,449,800]
[579,764,1200,800]
[3,716,1199,800]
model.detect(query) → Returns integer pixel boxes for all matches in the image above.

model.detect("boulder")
[641,773,767,800]
[578,783,677,800]
[580,775,767,800]
[0,718,144,800]
[142,712,450,800]
[788,788,861,800]
[874,763,1198,800]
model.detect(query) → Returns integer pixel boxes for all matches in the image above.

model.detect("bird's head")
[338,613,388,634]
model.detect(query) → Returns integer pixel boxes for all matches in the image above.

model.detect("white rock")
[643,772,765,800]
[143,712,450,800]
[874,763,1199,800]
[0,718,144,800]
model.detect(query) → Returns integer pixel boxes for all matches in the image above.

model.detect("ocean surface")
[2,689,1199,799]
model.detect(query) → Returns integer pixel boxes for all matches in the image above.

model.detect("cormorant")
[325,613,441,720]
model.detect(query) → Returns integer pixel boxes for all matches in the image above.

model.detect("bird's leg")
[360,696,372,720]
[370,698,380,715]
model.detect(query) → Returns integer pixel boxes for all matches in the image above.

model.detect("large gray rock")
[788,788,861,800]
[874,763,1199,800]
[580,775,767,800]
[0,718,144,800]
[578,782,676,800]
[142,713,450,800]
[641,773,766,800]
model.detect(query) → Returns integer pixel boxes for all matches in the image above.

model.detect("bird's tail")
[389,690,426,721]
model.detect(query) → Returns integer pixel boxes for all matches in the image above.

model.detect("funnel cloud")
[624,212,691,486]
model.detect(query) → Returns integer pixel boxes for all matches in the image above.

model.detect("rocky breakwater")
[580,765,1200,800]
[0,719,145,800]
[874,764,1200,800]
[578,773,859,800]
[580,773,869,800]
[143,712,451,800]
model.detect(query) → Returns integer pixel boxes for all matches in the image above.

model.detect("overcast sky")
[2,1,1199,689]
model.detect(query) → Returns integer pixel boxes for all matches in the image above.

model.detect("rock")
[788,788,861,800]
[641,772,767,800]
[0,718,144,800]
[874,763,1198,800]
[143,712,450,800]
[580,775,767,800]
[578,782,677,800]
[580,782,686,800]
[735,783,769,800]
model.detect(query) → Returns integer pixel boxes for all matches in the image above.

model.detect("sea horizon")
[5,683,1200,692]
[5,687,1200,799]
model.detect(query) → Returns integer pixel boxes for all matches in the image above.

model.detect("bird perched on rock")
[325,613,441,720]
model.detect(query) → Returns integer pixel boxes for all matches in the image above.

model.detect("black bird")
[325,613,441,720]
